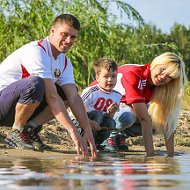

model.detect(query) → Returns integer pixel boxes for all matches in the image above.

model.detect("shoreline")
[0,110,190,159]
[0,143,190,160]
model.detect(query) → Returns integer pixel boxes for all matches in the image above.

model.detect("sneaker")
[4,129,34,150]
[103,137,118,151]
[96,144,105,151]
[25,125,52,151]
[116,135,128,151]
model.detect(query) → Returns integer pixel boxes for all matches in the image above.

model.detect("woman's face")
[149,64,173,86]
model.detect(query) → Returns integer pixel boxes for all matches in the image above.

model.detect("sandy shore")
[0,110,190,159]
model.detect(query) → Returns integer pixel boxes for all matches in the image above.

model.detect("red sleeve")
[89,80,97,86]
[122,71,146,104]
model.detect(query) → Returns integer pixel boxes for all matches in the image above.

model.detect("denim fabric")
[112,104,136,134]
[111,103,152,138]
[0,76,44,126]
[87,110,116,144]
[107,104,140,138]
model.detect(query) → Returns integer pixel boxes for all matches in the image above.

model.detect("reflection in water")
[0,153,190,190]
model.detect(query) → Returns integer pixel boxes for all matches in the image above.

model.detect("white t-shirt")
[81,84,122,112]
[0,37,75,91]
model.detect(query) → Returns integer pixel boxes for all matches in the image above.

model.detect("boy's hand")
[89,119,101,131]
[106,102,119,117]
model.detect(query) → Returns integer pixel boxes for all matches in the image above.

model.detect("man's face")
[50,23,79,57]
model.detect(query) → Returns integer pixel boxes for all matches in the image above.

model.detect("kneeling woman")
[110,52,187,157]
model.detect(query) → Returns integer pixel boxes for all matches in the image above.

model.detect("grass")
[182,82,190,110]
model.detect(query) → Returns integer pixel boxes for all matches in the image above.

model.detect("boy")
[76,58,122,150]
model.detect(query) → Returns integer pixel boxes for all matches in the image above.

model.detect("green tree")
[169,23,190,79]
[0,0,143,88]
[1,0,188,88]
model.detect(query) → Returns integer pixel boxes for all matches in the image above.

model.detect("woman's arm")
[165,132,174,157]
[132,102,155,156]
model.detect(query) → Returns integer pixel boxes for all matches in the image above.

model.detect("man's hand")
[69,129,89,157]
[83,130,97,158]
[61,84,98,158]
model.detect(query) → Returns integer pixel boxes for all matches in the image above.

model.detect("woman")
[106,52,187,157]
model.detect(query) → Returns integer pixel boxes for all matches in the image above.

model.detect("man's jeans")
[0,76,44,126]
[0,76,67,127]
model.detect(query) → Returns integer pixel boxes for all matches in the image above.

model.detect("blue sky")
[116,0,190,33]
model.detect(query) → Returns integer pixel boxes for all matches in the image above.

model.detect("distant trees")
[169,23,190,79]
[0,0,189,88]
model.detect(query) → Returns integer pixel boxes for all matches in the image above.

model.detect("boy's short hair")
[93,58,118,75]
[52,14,80,31]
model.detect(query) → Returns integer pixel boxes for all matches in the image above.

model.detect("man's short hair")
[52,14,80,31]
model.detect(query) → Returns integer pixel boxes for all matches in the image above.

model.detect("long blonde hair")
[148,52,187,139]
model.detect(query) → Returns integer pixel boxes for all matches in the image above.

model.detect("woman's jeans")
[111,104,143,138]
[87,110,116,145]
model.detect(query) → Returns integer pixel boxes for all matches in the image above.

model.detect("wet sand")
[0,143,190,160]
[0,110,190,159]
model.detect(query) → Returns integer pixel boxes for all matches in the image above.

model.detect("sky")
[116,0,190,33]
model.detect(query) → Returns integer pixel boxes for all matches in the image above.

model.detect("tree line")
[0,0,190,88]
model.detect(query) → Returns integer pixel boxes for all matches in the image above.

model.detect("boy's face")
[96,68,117,92]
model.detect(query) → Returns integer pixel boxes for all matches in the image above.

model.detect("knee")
[24,76,45,102]
[88,110,103,123]
[109,119,116,127]
[117,112,136,127]
[29,76,44,93]
[103,117,116,128]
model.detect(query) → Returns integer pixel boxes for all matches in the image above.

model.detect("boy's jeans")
[87,110,116,144]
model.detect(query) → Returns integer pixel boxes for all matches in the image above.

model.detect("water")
[0,152,190,190]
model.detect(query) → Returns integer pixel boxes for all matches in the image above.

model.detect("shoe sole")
[4,137,18,148]
[32,141,52,151]
[4,137,35,150]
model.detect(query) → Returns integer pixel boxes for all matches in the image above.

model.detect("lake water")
[0,152,190,190]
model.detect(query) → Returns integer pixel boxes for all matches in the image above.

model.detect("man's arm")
[132,102,155,156]
[43,78,89,157]
[61,83,97,158]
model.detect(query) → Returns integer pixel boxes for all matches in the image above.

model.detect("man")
[0,14,97,158]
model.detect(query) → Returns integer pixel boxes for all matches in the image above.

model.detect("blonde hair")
[148,52,187,139]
